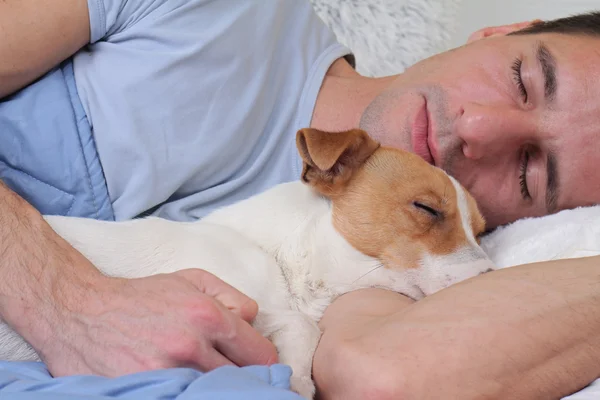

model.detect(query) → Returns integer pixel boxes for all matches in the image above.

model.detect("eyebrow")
[535,42,557,102]
[546,152,559,213]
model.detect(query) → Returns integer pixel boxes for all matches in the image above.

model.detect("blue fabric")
[0,62,114,220]
[0,362,303,400]
[74,0,352,221]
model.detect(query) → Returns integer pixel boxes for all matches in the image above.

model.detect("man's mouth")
[411,98,436,166]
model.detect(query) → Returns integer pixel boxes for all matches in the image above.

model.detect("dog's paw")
[290,374,316,399]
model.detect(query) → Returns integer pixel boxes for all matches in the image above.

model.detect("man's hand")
[0,181,277,377]
[40,269,279,377]
[314,257,600,400]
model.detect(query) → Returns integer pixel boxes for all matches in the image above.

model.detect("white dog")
[0,128,495,398]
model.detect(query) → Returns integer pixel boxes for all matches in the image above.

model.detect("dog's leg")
[258,311,321,399]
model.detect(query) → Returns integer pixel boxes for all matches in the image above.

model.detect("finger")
[178,269,259,323]
[213,306,279,367]
[191,346,237,372]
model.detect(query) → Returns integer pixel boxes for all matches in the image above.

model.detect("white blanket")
[309,0,461,77]
[482,206,600,268]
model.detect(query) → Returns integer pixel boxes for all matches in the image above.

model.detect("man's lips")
[411,98,434,165]
[427,106,439,167]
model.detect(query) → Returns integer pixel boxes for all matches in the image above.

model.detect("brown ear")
[295,128,380,197]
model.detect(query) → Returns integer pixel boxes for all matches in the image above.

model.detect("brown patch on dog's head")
[295,128,487,271]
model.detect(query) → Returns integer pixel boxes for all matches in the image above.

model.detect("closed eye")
[413,201,441,218]
[512,58,528,103]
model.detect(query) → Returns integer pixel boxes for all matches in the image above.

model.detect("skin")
[0,0,90,98]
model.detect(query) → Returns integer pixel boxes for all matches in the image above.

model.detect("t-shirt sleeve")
[86,0,169,43]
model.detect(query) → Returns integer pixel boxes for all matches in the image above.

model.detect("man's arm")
[0,0,90,98]
[314,256,600,400]
[0,181,278,376]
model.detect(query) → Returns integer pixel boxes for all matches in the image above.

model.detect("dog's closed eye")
[413,201,442,219]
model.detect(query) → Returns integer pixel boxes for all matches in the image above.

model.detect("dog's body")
[0,129,495,398]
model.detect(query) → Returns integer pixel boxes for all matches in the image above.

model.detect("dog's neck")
[202,181,413,298]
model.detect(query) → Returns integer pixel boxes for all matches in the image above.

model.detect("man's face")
[359,32,600,229]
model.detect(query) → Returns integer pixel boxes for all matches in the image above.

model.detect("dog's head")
[296,127,495,296]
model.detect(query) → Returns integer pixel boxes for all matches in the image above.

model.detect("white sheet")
[481,205,600,399]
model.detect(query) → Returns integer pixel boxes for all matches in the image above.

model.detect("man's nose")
[455,103,534,160]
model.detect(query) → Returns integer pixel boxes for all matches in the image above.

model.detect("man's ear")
[295,128,380,197]
[467,19,543,43]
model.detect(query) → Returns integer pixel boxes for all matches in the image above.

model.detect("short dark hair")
[510,11,600,37]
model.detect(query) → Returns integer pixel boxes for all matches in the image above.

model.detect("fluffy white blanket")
[310,0,600,397]
[482,206,600,268]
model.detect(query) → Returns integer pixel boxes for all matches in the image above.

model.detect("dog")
[0,128,495,398]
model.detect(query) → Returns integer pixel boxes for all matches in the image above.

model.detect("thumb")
[176,269,259,323]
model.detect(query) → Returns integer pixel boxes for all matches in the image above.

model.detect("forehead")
[534,34,600,210]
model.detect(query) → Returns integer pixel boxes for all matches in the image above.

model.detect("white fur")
[0,179,492,399]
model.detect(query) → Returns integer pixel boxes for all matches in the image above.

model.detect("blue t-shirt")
[73,0,352,221]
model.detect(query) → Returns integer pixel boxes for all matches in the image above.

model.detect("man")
[1,0,600,398]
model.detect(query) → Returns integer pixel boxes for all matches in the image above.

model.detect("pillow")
[310,0,462,77]
[481,205,600,269]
